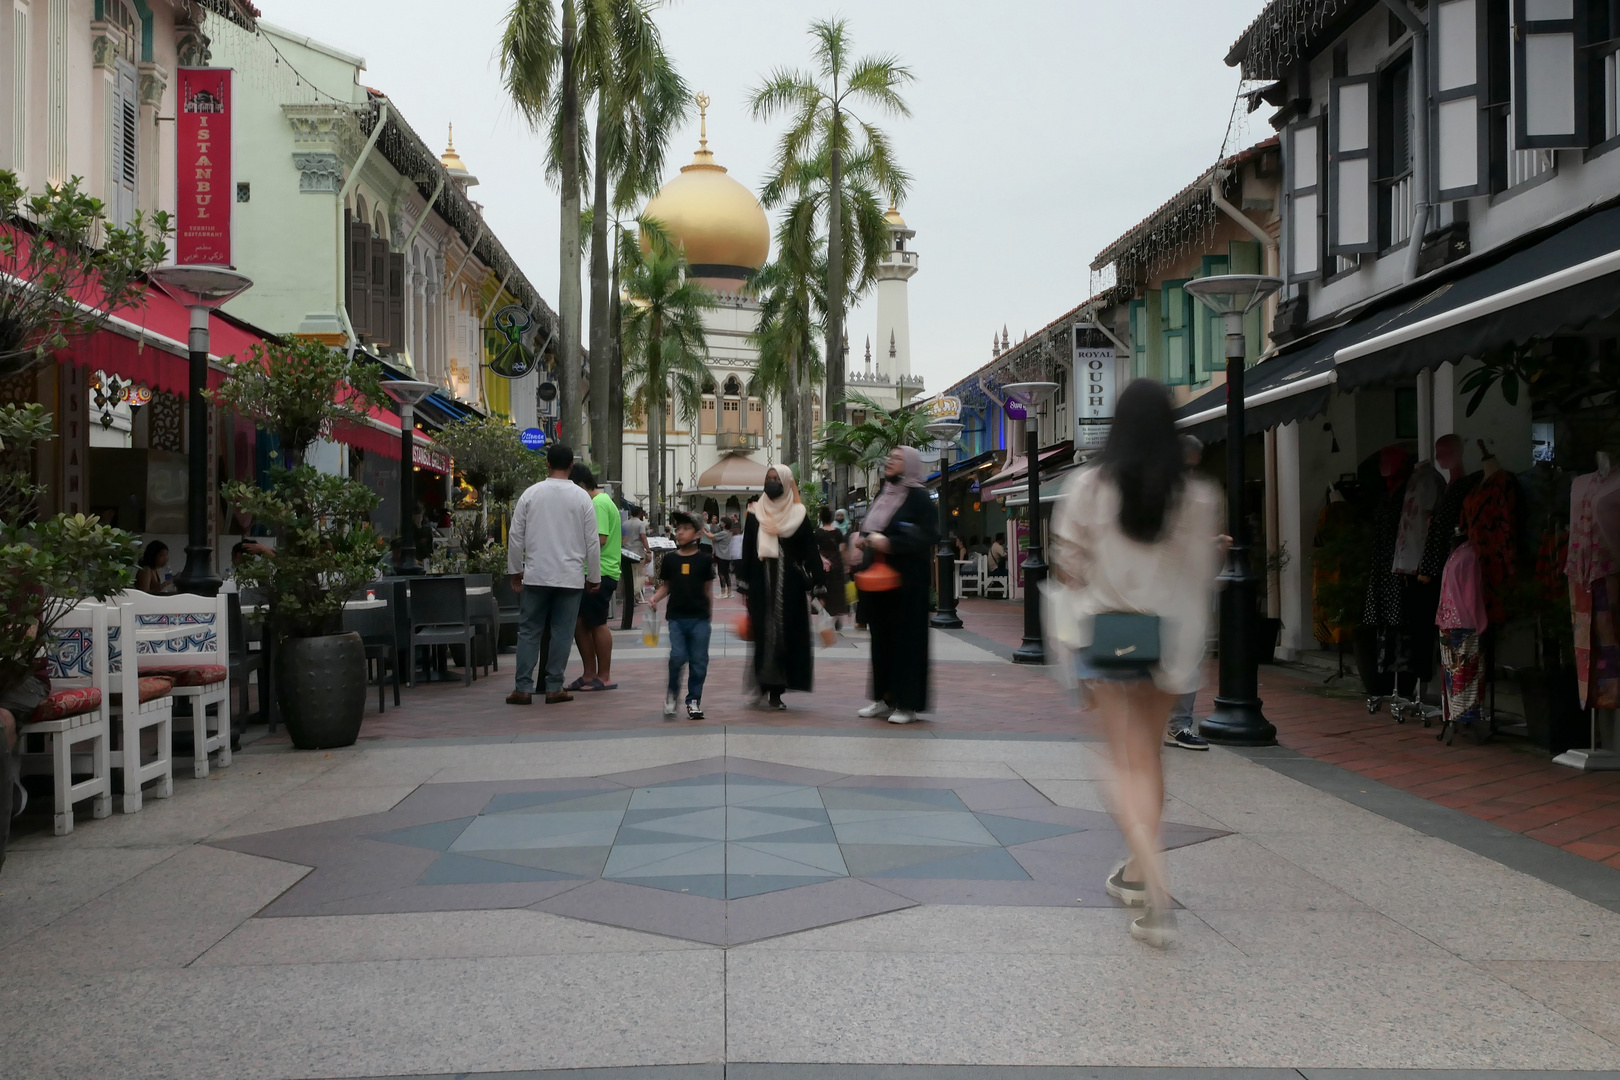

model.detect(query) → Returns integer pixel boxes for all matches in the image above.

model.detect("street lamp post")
[926,417,959,628]
[1003,382,1060,665]
[145,265,254,597]
[1184,274,1283,747]
[380,380,437,577]
[925,421,964,630]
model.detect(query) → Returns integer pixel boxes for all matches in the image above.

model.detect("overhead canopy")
[1175,200,1620,444]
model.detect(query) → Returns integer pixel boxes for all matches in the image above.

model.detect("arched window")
[353,193,368,221]
[106,0,139,62]
[722,375,742,396]
[700,376,717,435]
[373,208,389,240]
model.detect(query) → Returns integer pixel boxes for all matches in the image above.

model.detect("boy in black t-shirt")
[650,511,716,719]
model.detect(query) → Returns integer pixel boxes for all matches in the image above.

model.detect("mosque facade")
[617,109,923,518]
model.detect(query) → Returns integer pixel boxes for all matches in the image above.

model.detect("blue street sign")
[520,427,547,451]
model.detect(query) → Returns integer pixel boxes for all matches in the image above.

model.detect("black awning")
[1335,202,1620,390]
[1175,199,1620,443]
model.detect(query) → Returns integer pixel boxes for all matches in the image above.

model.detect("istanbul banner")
[175,68,232,265]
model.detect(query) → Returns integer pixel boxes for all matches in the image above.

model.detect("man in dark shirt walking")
[649,511,715,720]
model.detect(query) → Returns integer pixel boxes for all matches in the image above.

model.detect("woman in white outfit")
[1049,380,1223,947]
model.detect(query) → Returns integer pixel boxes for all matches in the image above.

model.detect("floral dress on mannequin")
[1566,462,1620,709]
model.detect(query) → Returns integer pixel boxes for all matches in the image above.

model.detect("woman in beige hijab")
[739,464,826,710]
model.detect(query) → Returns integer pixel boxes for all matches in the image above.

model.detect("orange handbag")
[854,553,901,593]
[733,612,753,641]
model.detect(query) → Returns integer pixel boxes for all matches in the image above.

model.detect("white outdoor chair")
[958,555,983,598]
[983,559,1009,600]
[118,591,231,779]
[23,601,113,835]
[105,599,176,813]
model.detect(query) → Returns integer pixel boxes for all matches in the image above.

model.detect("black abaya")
[740,513,824,693]
[863,485,939,712]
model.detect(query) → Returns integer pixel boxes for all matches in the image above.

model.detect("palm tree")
[751,17,913,504]
[586,8,688,481]
[816,391,936,504]
[621,224,717,526]
[501,0,645,452]
[749,241,824,474]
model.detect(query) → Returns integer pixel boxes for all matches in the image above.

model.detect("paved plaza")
[2,603,1620,1078]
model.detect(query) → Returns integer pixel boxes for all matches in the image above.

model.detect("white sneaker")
[887,710,918,724]
[858,701,893,719]
[663,693,677,718]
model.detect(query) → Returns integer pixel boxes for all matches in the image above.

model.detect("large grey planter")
[277,632,368,750]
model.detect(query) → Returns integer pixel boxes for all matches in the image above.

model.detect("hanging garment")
[1440,630,1484,730]
[1437,541,1488,634]
[1565,470,1620,588]
[1418,473,1480,582]
[1572,575,1620,709]
[1461,469,1517,625]
[1362,485,1406,628]
[1393,463,1445,575]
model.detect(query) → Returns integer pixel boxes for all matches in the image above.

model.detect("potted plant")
[210,339,386,750]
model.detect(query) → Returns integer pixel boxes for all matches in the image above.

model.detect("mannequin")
[1461,439,1517,626]
[1417,434,1479,586]
[1566,451,1620,710]
[1436,526,1488,739]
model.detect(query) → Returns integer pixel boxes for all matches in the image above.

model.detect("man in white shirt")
[506,443,602,705]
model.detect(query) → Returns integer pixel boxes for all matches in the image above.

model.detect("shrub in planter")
[213,341,387,749]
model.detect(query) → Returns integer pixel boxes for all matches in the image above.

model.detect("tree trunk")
[647,311,663,528]
[587,98,612,470]
[558,0,584,451]
[799,352,814,484]
[825,108,846,509]
[781,339,800,472]
[606,237,624,490]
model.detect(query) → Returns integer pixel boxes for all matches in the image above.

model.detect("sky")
[255,0,1270,392]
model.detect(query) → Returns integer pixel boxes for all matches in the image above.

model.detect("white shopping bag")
[811,599,837,648]
[642,605,660,647]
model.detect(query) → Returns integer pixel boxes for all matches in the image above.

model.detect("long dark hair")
[1099,379,1184,543]
[138,540,168,569]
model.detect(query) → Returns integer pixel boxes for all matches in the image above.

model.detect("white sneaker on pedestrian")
[858,701,893,719]
[663,693,677,718]
[887,710,918,724]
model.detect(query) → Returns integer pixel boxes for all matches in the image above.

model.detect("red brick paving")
[253,593,1620,869]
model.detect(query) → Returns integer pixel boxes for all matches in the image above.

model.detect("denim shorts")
[1073,653,1155,683]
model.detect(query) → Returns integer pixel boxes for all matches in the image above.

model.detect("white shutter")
[111,59,137,227]
[1287,117,1323,281]
[1330,75,1377,255]
[1514,0,1589,148]
[1432,0,1491,199]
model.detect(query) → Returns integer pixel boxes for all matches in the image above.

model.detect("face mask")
[763,481,784,499]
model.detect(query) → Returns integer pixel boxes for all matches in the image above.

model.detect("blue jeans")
[1170,690,1198,735]
[514,585,584,694]
[667,616,711,703]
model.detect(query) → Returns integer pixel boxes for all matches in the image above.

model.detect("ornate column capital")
[175,22,212,68]
[292,151,344,194]
[90,22,125,71]
[283,104,364,162]
[138,62,169,109]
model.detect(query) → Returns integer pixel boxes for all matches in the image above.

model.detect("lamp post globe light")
[1183,274,1283,747]
[144,265,254,597]
[1001,381,1060,664]
[925,421,964,630]
[379,380,437,577]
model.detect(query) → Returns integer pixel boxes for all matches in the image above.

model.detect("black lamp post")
[926,420,964,630]
[1184,274,1283,747]
[380,380,436,576]
[145,265,254,598]
[1003,381,1060,665]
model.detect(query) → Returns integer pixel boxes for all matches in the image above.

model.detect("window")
[1431,0,1491,199]
[1377,52,1414,248]
[1193,255,1229,383]
[1329,74,1377,256]
[1128,292,1162,380]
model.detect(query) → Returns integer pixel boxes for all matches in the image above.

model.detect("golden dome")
[441,124,477,186]
[641,96,769,277]
[883,204,907,227]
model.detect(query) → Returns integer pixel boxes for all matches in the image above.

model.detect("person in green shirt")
[569,463,621,690]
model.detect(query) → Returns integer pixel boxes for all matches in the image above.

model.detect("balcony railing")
[1506,106,1554,188]
[1388,174,1413,247]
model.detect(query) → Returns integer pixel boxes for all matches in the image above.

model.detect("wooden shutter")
[111,60,138,228]
[1128,299,1147,380]
[1514,0,1589,147]
[368,237,388,344]
[1161,279,1192,386]
[1432,0,1492,199]
[1330,75,1378,255]
[346,213,371,337]
[1287,117,1324,281]
[386,252,405,352]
